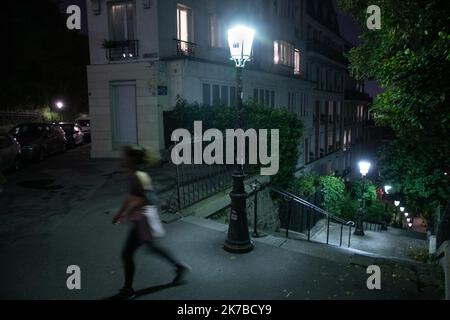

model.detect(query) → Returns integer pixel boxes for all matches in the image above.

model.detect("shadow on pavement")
[102,281,186,300]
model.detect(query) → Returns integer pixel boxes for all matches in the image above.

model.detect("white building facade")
[86,0,369,177]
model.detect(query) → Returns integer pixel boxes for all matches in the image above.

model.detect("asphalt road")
[0,144,119,248]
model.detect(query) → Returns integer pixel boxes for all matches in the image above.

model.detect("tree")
[338,0,450,211]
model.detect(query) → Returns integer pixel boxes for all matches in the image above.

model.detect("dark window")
[230,86,236,106]
[259,89,265,105]
[265,90,270,105]
[202,83,211,105]
[253,88,259,103]
[271,91,275,107]
[221,85,229,106]
[212,84,220,105]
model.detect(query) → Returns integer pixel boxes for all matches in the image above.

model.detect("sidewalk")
[0,149,443,300]
[0,169,442,299]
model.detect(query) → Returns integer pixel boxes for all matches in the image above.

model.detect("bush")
[351,179,377,207]
[171,99,304,189]
[319,175,346,215]
[365,200,388,222]
[294,172,318,197]
[338,193,359,221]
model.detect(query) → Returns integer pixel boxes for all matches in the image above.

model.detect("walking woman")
[112,146,189,300]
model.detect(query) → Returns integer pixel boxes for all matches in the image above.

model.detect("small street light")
[400,206,405,212]
[223,25,255,253]
[404,212,409,217]
[355,160,371,236]
[394,201,400,207]
[55,101,64,122]
[384,185,392,194]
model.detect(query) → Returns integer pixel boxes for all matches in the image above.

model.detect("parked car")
[58,122,84,147]
[75,118,90,142]
[0,134,22,171]
[9,123,67,161]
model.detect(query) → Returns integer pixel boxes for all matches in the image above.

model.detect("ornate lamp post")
[56,101,64,122]
[223,25,255,253]
[354,160,371,236]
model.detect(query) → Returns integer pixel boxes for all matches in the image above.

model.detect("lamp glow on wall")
[358,160,371,176]
[228,25,255,68]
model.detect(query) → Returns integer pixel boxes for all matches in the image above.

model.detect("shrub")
[171,99,304,189]
[294,172,318,197]
[319,175,346,215]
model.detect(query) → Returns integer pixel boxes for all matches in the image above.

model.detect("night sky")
[55,0,380,96]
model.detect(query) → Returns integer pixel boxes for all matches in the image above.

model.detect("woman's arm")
[112,194,146,224]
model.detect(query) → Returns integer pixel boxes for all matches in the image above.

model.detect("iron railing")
[105,40,139,61]
[174,38,196,57]
[271,187,355,248]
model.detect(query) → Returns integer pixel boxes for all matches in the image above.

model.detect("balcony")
[306,40,347,65]
[174,39,196,57]
[344,90,372,102]
[104,40,139,61]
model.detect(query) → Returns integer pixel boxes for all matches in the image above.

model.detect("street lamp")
[384,185,392,194]
[400,206,405,213]
[223,25,255,253]
[354,160,371,236]
[55,101,64,121]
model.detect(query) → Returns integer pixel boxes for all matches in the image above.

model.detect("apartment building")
[86,0,370,178]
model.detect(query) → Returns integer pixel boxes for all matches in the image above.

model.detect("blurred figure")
[111,146,190,300]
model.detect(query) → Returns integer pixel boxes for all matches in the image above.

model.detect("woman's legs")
[121,226,141,289]
[147,240,181,267]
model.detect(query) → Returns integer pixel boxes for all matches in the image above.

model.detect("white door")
[112,82,137,147]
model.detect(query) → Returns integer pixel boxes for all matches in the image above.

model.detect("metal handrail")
[270,187,355,226]
[270,186,355,248]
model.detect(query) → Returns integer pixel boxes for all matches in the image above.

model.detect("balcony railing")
[306,40,347,64]
[344,90,371,102]
[104,40,139,61]
[174,38,196,57]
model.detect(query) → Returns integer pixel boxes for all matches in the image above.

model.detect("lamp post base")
[223,169,253,254]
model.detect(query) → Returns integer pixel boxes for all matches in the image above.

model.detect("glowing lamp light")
[404,212,409,217]
[56,101,64,109]
[407,217,411,222]
[358,160,371,176]
[228,25,255,68]
[394,201,400,207]
[384,185,392,194]
[408,222,413,228]
[400,207,405,212]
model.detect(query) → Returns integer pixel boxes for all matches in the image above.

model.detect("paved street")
[0,146,443,300]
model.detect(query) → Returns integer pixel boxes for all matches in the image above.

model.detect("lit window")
[177,4,193,53]
[294,49,301,75]
[209,14,224,48]
[273,40,294,66]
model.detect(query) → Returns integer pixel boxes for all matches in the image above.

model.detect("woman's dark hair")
[122,145,146,166]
